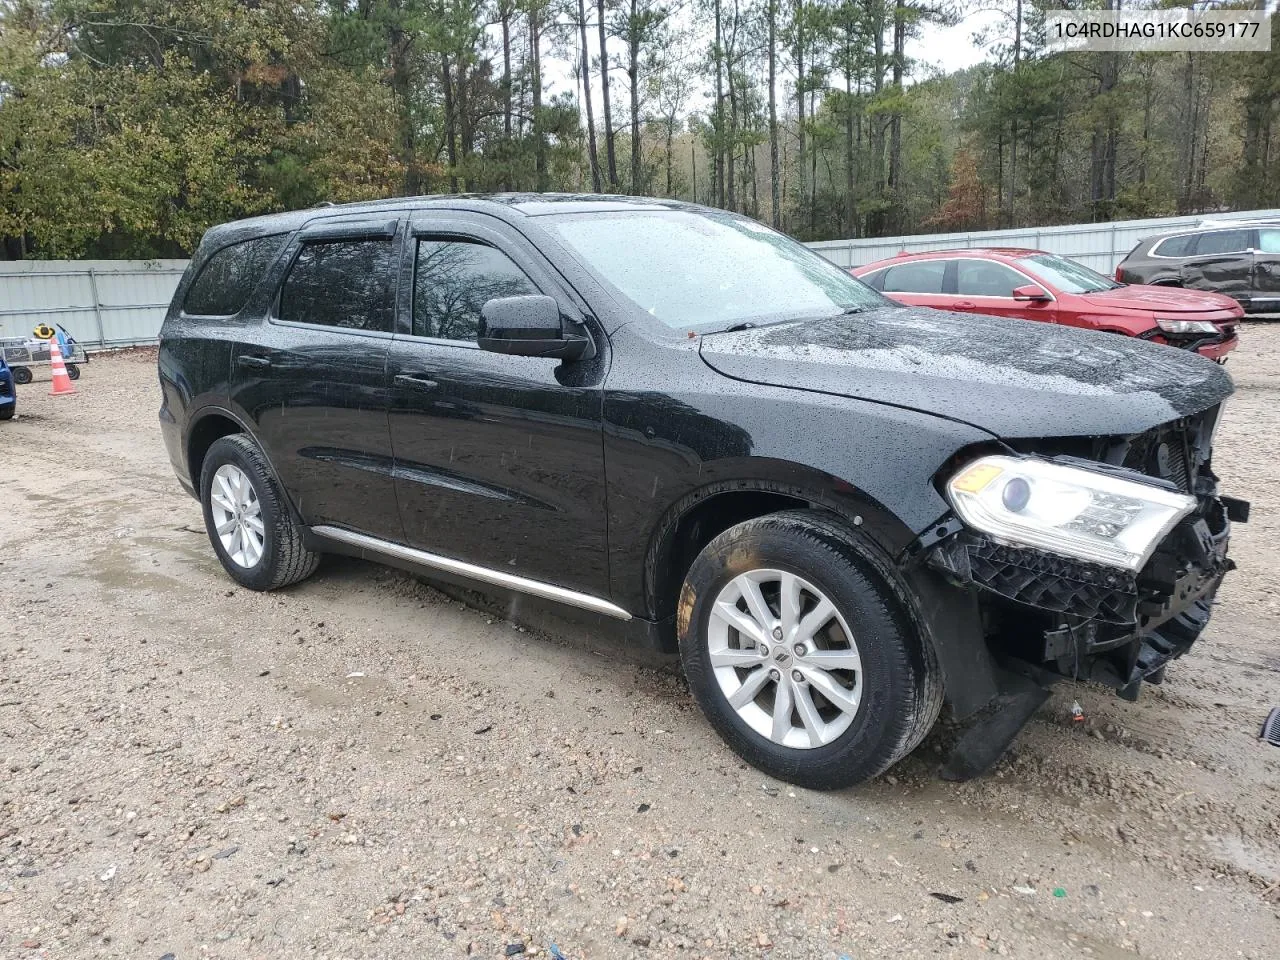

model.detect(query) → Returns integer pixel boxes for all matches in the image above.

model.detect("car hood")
[1076,284,1239,315]
[698,305,1233,439]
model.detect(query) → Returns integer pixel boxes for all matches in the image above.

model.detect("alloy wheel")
[209,464,265,568]
[707,568,863,749]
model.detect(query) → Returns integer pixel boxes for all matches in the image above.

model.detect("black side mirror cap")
[477,295,594,361]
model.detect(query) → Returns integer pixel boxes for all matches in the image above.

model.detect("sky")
[918,10,1007,75]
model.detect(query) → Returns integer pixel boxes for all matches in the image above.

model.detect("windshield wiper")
[714,308,861,334]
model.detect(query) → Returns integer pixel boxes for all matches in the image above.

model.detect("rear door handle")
[394,373,439,391]
[953,300,977,311]
[237,355,271,370]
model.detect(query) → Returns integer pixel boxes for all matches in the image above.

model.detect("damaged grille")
[930,535,1139,623]
[928,406,1227,628]
[1115,407,1217,494]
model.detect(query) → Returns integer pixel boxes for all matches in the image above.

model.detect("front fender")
[604,381,995,617]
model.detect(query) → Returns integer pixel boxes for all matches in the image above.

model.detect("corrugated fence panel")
[807,208,1280,274]
[0,260,187,347]
[3,209,1280,348]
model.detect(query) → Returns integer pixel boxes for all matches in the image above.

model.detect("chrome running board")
[311,525,632,621]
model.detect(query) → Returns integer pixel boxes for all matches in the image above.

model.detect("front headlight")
[1156,318,1218,335]
[946,455,1195,572]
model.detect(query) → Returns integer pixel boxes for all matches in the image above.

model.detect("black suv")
[159,195,1244,789]
[1115,220,1280,314]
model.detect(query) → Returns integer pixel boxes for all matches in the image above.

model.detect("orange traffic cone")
[48,339,76,396]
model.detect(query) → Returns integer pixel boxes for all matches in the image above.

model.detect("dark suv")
[159,195,1245,789]
[1116,221,1280,314]
[0,352,14,420]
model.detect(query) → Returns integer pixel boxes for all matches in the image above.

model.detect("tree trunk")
[867,0,884,234]
[1089,0,1119,219]
[501,4,513,139]
[888,1,905,232]
[714,0,726,207]
[809,82,817,236]
[844,24,855,237]
[691,140,697,203]
[768,0,781,228]
[458,57,473,175]
[578,0,602,192]
[795,1,805,229]
[530,6,548,191]
[665,114,675,196]
[599,0,618,189]
[442,54,458,193]
[390,17,417,194]
[628,0,642,193]
[727,36,738,212]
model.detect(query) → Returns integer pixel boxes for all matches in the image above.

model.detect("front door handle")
[237,355,271,370]
[953,300,977,311]
[394,373,439,391]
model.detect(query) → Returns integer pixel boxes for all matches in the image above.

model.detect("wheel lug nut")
[771,626,783,641]
[759,644,770,657]
[793,643,807,656]
[769,668,780,680]
[791,669,804,683]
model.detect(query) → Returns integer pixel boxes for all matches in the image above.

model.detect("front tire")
[199,434,320,590]
[0,403,13,421]
[678,511,942,790]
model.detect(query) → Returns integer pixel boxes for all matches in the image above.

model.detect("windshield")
[546,209,888,332]
[1021,253,1121,294]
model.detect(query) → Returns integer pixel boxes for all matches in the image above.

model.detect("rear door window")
[1193,230,1253,256]
[277,238,396,333]
[184,235,287,316]
[880,261,947,294]
[1152,234,1196,258]
[955,260,1025,297]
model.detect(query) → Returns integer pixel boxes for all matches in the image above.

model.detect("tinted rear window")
[278,238,396,333]
[1152,234,1195,257]
[1194,230,1252,256]
[881,261,946,294]
[184,235,287,316]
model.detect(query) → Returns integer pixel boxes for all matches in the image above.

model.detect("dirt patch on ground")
[1,335,1278,959]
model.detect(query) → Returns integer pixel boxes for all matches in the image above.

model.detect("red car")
[851,248,1241,361]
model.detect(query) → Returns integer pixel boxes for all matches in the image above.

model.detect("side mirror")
[1012,284,1052,303]
[477,295,593,360]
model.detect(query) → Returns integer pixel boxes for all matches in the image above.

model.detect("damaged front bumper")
[925,491,1246,701]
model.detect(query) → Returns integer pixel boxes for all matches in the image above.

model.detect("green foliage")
[1,0,1277,256]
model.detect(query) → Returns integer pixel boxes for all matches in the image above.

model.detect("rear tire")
[199,434,320,591]
[0,403,13,421]
[65,363,80,381]
[677,510,942,790]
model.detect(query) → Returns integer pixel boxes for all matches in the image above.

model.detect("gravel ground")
[1,335,1278,960]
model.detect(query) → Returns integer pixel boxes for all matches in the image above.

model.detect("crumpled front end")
[926,402,1246,701]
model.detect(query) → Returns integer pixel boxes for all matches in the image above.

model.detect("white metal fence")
[0,259,187,348]
[3,207,1279,348]
[806,208,1280,274]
